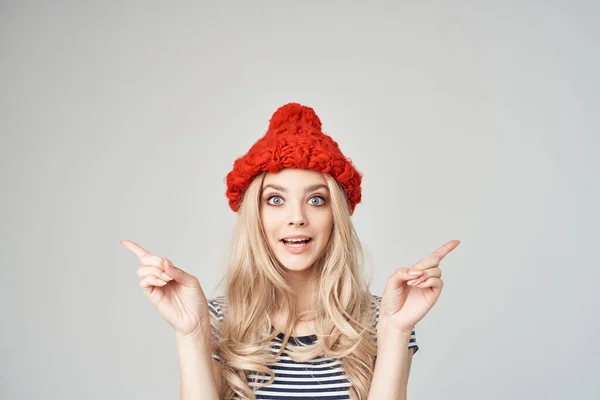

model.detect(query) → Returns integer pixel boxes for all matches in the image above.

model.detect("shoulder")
[207,296,227,342]
[207,296,227,363]
[207,295,227,322]
[371,293,382,326]
[371,293,382,307]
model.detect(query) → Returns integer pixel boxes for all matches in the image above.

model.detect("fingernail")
[407,279,415,286]
[156,278,167,285]
[408,269,423,276]
[162,273,173,281]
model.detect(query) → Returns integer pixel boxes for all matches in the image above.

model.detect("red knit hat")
[225,103,363,214]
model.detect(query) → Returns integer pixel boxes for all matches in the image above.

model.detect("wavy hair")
[213,170,379,399]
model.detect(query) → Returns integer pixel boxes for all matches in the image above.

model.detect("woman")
[122,103,460,400]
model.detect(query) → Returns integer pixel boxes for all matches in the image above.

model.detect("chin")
[278,258,315,272]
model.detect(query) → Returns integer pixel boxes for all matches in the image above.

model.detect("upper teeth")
[284,238,309,242]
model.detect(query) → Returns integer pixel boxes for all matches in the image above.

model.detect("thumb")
[163,258,198,288]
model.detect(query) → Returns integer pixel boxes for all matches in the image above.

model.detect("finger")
[406,267,441,287]
[139,275,168,292]
[412,240,461,271]
[430,240,460,261]
[386,267,424,290]
[139,254,167,269]
[415,277,444,289]
[121,240,151,260]
[163,258,198,288]
[137,266,174,281]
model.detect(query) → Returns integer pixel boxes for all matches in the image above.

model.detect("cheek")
[260,210,281,240]
[315,213,334,240]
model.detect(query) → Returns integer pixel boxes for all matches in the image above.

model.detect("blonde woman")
[122,103,460,400]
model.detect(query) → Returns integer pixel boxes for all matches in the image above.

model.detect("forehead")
[262,168,327,187]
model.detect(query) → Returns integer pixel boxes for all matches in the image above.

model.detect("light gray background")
[1,1,598,399]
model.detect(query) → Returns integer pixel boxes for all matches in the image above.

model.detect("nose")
[288,205,307,227]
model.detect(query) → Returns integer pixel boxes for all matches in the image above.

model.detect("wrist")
[377,318,414,339]
[175,328,211,346]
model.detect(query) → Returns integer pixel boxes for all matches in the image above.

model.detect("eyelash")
[265,194,326,206]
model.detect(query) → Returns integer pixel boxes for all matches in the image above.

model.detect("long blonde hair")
[213,170,378,399]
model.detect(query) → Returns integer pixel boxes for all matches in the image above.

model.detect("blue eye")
[266,195,325,206]
[309,196,325,206]
[267,196,284,205]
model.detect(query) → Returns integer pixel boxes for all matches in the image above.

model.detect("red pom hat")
[225,103,363,214]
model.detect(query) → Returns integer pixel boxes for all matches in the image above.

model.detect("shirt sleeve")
[372,294,419,355]
[207,297,226,362]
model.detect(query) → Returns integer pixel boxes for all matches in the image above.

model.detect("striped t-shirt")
[207,295,419,400]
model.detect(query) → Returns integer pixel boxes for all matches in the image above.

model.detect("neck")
[281,266,318,314]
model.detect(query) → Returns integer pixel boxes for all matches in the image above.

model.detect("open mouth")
[281,238,312,248]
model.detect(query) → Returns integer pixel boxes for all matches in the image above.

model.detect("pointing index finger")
[430,240,461,261]
[121,240,151,260]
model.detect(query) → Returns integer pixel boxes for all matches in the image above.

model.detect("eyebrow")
[262,183,329,193]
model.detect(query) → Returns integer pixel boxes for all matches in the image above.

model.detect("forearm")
[367,322,413,400]
[175,332,220,400]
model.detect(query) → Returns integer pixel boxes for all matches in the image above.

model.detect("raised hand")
[121,240,211,338]
[379,240,461,334]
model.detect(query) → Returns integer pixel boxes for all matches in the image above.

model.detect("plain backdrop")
[1,1,598,399]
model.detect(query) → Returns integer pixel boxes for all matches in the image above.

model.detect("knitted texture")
[225,102,362,214]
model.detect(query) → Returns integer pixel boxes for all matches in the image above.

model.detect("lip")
[280,237,313,254]
[281,234,312,240]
